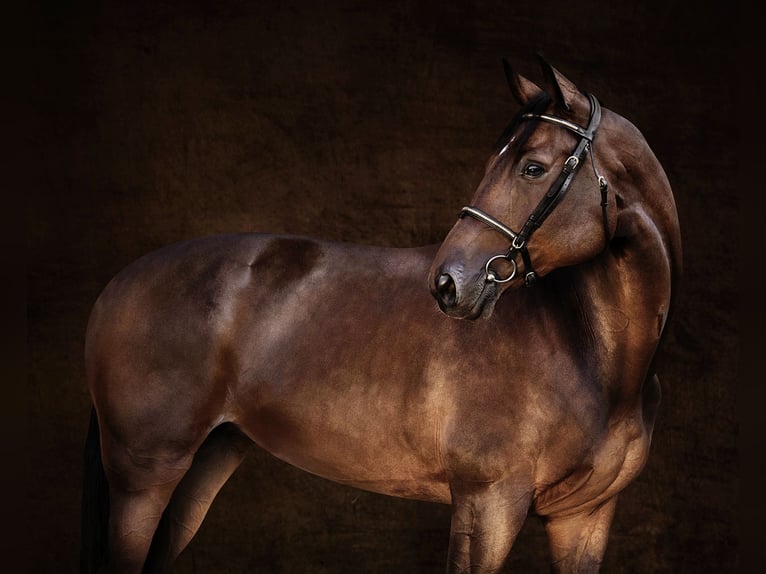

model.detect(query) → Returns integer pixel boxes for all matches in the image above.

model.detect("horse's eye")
[522,163,545,178]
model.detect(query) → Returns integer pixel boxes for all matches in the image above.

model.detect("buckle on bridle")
[564,155,579,172]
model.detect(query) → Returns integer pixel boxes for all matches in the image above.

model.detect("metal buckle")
[564,155,579,172]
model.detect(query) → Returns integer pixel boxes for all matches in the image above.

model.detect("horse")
[80,56,682,573]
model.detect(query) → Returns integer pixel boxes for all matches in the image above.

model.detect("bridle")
[459,93,609,287]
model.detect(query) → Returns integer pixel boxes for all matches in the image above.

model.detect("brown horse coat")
[82,58,681,573]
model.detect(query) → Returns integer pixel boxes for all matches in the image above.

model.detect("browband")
[520,113,592,139]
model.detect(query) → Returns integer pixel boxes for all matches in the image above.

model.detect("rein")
[460,93,609,286]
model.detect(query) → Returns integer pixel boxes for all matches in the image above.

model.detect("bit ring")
[485,254,517,283]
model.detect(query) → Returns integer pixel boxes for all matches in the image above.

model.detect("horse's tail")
[80,407,109,574]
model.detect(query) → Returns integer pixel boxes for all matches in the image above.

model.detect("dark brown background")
[25,0,738,572]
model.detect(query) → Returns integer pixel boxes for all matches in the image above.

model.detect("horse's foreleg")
[142,424,254,573]
[543,496,617,574]
[446,478,532,574]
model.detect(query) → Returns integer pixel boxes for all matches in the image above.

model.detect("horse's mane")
[492,92,551,155]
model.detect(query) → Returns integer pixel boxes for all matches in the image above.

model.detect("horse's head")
[429,57,618,319]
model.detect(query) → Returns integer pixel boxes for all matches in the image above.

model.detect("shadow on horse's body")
[81,57,681,573]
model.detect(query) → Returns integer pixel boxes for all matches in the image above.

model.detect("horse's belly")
[234,395,451,503]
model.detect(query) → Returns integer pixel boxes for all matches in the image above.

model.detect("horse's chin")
[441,281,500,321]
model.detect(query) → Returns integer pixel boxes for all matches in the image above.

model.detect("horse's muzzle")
[430,268,498,320]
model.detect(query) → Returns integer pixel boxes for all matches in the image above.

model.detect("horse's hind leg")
[97,406,207,572]
[105,454,194,574]
[142,424,254,573]
[543,497,617,574]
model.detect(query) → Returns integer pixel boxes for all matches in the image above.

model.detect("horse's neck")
[568,185,678,401]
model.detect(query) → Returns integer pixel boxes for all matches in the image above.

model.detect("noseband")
[459,93,609,286]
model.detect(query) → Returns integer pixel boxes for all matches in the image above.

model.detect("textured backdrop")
[27,1,737,572]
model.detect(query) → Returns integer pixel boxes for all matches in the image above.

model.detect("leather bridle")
[459,93,609,287]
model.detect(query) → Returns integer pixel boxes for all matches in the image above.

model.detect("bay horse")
[81,57,681,573]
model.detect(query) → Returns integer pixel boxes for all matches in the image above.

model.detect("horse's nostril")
[435,273,457,308]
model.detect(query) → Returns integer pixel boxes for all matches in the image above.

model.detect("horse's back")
[85,232,372,364]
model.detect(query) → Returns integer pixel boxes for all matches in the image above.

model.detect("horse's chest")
[533,412,650,516]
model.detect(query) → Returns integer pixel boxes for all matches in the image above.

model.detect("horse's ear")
[536,54,580,112]
[503,58,542,105]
